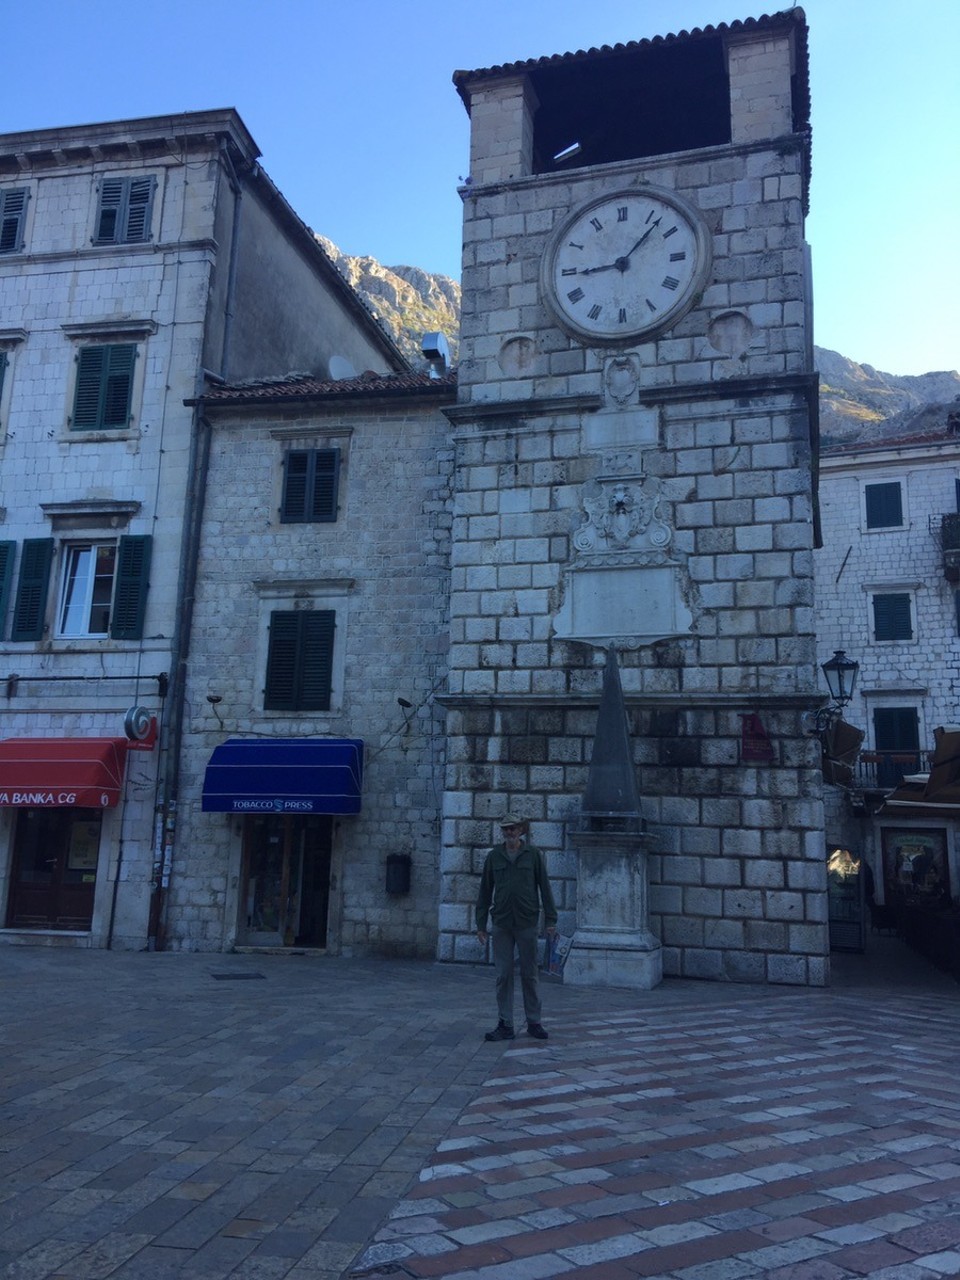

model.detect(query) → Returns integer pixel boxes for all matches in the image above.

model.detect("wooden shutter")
[299,611,335,709]
[865,482,902,529]
[310,449,340,522]
[280,452,310,522]
[264,610,335,710]
[11,538,53,641]
[124,178,154,241]
[110,535,152,640]
[0,188,27,254]
[95,177,125,242]
[872,592,912,641]
[873,707,920,753]
[264,611,301,710]
[0,540,15,637]
[281,449,340,523]
[73,344,135,429]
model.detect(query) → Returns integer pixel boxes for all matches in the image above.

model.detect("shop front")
[201,737,362,950]
[0,738,129,932]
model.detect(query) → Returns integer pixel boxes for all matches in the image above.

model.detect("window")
[872,592,913,642]
[864,481,903,529]
[8,535,150,642]
[56,537,151,639]
[873,706,921,786]
[0,188,28,254]
[264,610,335,711]
[281,449,341,523]
[94,176,154,244]
[72,344,136,429]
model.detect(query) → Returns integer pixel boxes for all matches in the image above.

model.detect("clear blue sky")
[6,1,958,377]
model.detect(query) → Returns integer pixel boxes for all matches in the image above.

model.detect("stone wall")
[171,394,454,954]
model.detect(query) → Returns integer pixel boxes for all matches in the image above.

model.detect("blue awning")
[202,738,363,815]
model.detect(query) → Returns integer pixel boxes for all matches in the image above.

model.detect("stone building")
[816,419,960,931]
[165,369,455,954]
[439,9,829,985]
[0,111,404,949]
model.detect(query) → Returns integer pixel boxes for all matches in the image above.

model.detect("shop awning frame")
[202,737,364,815]
[0,738,130,808]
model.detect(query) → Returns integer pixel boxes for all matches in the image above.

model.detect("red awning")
[0,738,129,808]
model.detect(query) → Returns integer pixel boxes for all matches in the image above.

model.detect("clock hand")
[578,261,620,275]
[622,217,662,260]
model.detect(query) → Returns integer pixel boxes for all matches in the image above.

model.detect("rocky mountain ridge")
[318,236,959,440]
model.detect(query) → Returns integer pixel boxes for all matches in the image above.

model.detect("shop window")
[94,176,155,244]
[872,591,912,642]
[0,187,28,254]
[280,448,340,523]
[264,609,335,711]
[72,344,137,430]
[864,481,903,529]
[56,537,151,639]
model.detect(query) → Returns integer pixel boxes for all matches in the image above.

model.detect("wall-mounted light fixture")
[815,649,859,732]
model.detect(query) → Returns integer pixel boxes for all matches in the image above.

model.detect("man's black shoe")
[527,1022,549,1040]
[484,1021,515,1041]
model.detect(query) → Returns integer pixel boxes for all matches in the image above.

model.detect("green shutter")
[73,344,135,429]
[310,449,340,522]
[264,610,335,710]
[95,177,124,242]
[865,482,903,529]
[11,538,53,641]
[0,540,15,638]
[110,535,152,640]
[280,452,310,522]
[873,592,912,641]
[281,449,340,523]
[873,707,920,753]
[0,188,27,254]
[300,611,335,709]
[124,178,154,241]
[264,611,301,710]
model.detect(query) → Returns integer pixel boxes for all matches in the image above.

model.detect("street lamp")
[821,649,859,708]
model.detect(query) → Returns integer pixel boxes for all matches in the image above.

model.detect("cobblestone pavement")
[0,942,957,1280]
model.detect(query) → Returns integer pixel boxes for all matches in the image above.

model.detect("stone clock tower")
[440,10,828,986]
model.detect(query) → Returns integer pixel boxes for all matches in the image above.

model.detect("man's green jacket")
[476,842,558,932]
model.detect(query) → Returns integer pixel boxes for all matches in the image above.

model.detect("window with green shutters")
[56,536,152,639]
[872,591,913,642]
[11,538,54,641]
[280,449,341,523]
[864,481,903,529]
[0,188,28,254]
[264,610,336,711]
[94,176,154,244]
[72,344,136,429]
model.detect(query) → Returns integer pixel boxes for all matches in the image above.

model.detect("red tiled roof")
[193,370,457,407]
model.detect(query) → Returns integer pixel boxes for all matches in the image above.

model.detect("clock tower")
[441,11,827,986]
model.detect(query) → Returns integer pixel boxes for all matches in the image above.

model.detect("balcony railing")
[856,750,934,791]
[930,512,960,581]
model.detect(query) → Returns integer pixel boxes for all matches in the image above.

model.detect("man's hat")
[499,813,527,828]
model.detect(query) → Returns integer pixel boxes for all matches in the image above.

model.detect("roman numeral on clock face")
[618,308,627,324]
[561,268,577,276]
[617,206,628,221]
[670,251,686,262]
[590,217,603,231]
[663,225,678,238]
[567,287,585,303]
[588,304,602,320]
[662,276,680,291]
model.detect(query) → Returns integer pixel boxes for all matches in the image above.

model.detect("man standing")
[476,813,557,1041]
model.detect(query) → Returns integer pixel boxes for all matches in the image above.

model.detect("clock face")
[542,188,711,344]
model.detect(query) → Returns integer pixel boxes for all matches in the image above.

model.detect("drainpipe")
[149,141,244,949]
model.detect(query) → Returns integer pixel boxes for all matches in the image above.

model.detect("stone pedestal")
[565,831,662,990]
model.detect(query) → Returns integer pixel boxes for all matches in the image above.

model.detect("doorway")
[6,808,103,930]
[238,814,332,947]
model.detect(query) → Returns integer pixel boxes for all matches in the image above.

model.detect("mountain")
[815,347,960,445]
[316,237,958,438]
[316,236,461,368]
